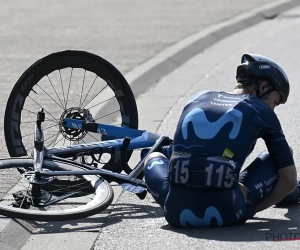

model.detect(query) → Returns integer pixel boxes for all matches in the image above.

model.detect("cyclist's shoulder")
[246,95,278,116]
[241,95,281,128]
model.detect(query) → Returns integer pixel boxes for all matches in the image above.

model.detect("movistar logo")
[182,108,243,140]
[179,207,223,227]
[147,160,164,170]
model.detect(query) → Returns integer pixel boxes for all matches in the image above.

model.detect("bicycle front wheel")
[0,157,113,221]
[4,50,138,173]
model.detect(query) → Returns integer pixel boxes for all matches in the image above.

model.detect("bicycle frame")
[32,110,170,196]
[48,118,161,158]
[41,135,166,189]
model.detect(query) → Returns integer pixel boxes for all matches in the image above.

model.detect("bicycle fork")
[31,108,45,203]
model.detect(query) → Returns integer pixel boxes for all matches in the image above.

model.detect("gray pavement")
[0,0,300,249]
[92,6,300,250]
[0,0,275,75]
[0,0,287,156]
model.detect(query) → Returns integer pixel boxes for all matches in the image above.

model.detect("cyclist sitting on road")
[142,53,300,227]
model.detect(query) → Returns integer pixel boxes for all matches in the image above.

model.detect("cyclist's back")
[172,90,283,168]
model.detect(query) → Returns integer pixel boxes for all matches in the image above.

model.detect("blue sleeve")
[262,127,294,169]
[257,109,294,169]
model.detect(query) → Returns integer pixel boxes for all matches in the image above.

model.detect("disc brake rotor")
[59,107,88,141]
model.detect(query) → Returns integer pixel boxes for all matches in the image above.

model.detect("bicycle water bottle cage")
[72,146,116,167]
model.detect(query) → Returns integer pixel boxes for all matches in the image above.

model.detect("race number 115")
[205,164,234,188]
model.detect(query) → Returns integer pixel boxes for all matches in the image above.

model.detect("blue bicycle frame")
[35,116,169,196]
[48,118,161,157]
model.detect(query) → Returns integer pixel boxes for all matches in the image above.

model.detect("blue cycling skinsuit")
[144,90,298,227]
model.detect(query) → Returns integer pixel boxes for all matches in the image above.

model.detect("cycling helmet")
[236,53,290,104]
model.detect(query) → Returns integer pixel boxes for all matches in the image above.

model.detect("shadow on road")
[161,205,300,242]
[12,201,300,242]
[14,201,164,234]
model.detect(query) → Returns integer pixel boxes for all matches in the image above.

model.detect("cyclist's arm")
[254,109,297,213]
[254,164,297,213]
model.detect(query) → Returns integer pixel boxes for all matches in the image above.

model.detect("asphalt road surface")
[92,6,300,250]
[0,0,300,250]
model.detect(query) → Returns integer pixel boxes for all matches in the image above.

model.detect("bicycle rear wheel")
[0,157,113,221]
[4,50,138,172]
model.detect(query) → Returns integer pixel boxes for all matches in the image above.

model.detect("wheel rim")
[0,159,112,220]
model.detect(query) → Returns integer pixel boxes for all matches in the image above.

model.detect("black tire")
[4,50,138,172]
[0,157,114,221]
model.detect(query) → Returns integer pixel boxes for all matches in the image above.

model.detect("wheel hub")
[59,107,88,141]
[12,189,51,208]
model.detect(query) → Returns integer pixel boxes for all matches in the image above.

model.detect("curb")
[124,0,300,102]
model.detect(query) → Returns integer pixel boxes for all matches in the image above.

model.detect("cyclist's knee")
[144,152,167,166]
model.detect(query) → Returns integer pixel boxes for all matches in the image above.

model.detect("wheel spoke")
[84,96,114,110]
[36,83,64,110]
[82,84,108,109]
[59,69,67,109]
[48,182,91,194]
[22,123,59,138]
[87,132,99,142]
[94,110,119,121]
[22,109,58,123]
[80,138,87,144]
[27,96,59,122]
[48,74,65,109]
[79,75,98,109]
[43,131,61,143]
[64,68,73,109]
[79,70,86,108]
[52,136,65,147]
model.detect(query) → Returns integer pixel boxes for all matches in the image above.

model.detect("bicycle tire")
[4,50,138,172]
[0,157,114,221]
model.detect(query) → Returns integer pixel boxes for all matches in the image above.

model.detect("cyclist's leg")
[144,154,249,228]
[143,152,170,208]
[239,150,300,214]
[164,184,249,228]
